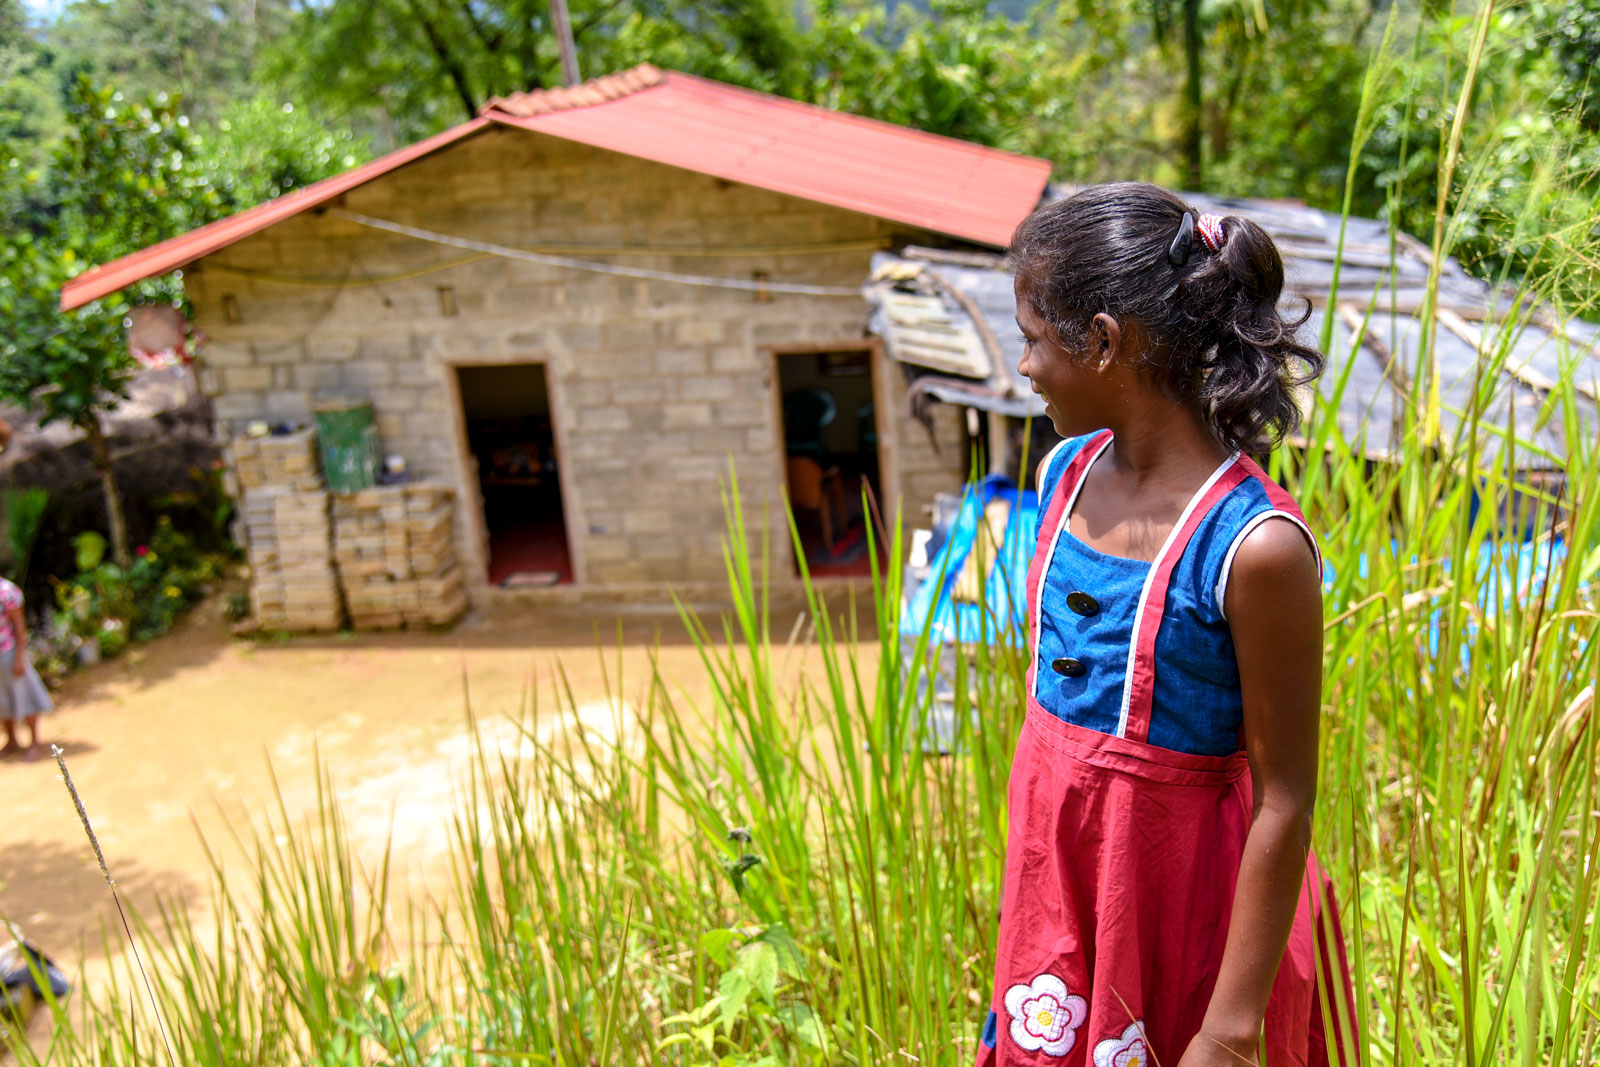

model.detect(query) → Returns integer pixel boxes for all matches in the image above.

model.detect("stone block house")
[63,65,1052,601]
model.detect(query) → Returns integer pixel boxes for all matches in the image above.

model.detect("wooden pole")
[550,0,580,87]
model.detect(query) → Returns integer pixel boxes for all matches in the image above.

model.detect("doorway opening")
[456,364,572,587]
[776,348,884,577]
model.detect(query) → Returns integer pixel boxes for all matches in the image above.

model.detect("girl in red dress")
[977,184,1358,1066]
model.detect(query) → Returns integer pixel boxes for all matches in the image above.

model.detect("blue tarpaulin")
[900,476,1038,649]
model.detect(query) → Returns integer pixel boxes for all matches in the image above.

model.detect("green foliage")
[53,517,225,651]
[796,0,1071,156]
[0,5,60,174]
[42,0,295,125]
[258,0,591,139]
[149,461,238,558]
[0,79,217,427]
[1,486,49,588]
[201,96,362,208]
[70,529,103,574]
[0,80,208,565]
[1347,4,1600,309]
[1200,4,1373,206]
[1550,0,1600,132]
[261,0,1079,154]
[662,927,823,1063]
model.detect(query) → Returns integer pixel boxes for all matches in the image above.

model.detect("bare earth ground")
[0,591,871,1041]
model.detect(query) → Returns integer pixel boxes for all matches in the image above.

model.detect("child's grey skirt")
[0,648,54,720]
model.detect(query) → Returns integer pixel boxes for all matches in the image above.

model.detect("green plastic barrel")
[313,400,380,493]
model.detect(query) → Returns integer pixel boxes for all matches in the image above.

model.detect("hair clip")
[1168,212,1195,266]
[1197,213,1226,252]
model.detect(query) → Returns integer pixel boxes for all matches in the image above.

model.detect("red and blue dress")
[977,430,1358,1066]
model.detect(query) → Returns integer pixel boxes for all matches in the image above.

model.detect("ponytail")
[1172,214,1323,453]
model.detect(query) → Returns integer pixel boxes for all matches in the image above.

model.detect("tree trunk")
[406,0,480,120]
[549,0,580,87]
[83,416,131,569]
[1182,0,1204,190]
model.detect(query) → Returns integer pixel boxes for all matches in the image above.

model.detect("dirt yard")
[0,591,866,1019]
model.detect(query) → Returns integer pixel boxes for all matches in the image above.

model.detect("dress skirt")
[0,649,55,719]
[976,704,1358,1065]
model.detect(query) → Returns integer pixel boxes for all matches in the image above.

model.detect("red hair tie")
[1197,214,1226,253]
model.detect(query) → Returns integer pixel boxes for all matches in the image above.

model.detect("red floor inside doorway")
[488,519,573,586]
[798,519,882,579]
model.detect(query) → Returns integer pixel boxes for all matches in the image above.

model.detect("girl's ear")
[1090,313,1121,372]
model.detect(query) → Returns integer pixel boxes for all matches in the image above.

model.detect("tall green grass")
[10,15,1600,1065]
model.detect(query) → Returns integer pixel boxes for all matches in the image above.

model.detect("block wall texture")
[188,128,968,589]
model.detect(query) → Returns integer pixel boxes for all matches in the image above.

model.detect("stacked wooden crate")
[228,431,344,632]
[332,484,467,629]
[227,430,324,493]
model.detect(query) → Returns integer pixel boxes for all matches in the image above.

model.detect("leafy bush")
[1,485,48,588]
[53,517,226,654]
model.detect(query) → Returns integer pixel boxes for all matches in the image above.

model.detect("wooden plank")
[1436,306,1598,403]
[1336,302,1412,396]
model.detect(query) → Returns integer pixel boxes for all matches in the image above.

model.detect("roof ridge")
[661,68,1053,167]
[482,63,665,117]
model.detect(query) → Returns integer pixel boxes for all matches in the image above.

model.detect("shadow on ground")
[0,836,199,968]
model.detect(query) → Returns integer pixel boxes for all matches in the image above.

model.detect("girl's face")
[1015,280,1105,439]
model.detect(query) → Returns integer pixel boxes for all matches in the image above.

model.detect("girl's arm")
[8,606,27,677]
[1180,518,1323,1066]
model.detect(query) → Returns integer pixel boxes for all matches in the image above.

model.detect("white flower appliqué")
[1093,1021,1151,1067]
[1002,974,1088,1057]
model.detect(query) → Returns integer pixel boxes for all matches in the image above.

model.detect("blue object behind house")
[901,476,1038,649]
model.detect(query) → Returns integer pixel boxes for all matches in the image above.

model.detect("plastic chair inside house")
[785,455,841,556]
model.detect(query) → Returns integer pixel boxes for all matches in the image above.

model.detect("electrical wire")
[330,209,870,297]
[202,229,894,290]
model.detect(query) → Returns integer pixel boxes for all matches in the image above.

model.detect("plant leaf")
[736,941,779,1004]
[758,923,804,978]
[699,927,739,969]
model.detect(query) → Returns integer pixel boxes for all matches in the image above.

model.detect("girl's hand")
[1175,1028,1258,1067]
[11,656,25,679]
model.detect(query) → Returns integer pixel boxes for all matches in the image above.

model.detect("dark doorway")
[456,364,572,587]
[776,348,883,577]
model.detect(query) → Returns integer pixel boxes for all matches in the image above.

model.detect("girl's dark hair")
[1011,182,1324,453]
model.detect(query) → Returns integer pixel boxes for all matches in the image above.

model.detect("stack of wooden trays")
[227,430,344,632]
[240,488,343,632]
[332,483,467,630]
[226,430,323,493]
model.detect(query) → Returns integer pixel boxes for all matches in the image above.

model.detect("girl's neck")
[1102,398,1229,487]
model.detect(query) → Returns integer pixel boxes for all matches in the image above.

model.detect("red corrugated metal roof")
[59,118,492,311]
[61,65,1052,311]
[485,66,1051,248]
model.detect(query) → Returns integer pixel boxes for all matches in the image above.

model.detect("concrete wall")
[187,127,967,592]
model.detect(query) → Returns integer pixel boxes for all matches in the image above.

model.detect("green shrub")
[1,486,49,588]
[53,518,227,656]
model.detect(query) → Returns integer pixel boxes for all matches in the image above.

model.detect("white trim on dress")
[1114,451,1241,738]
[1214,510,1321,621]
[1058,435,1113,538]
[1035,437,1072,491]
[1029,434,1113,699]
